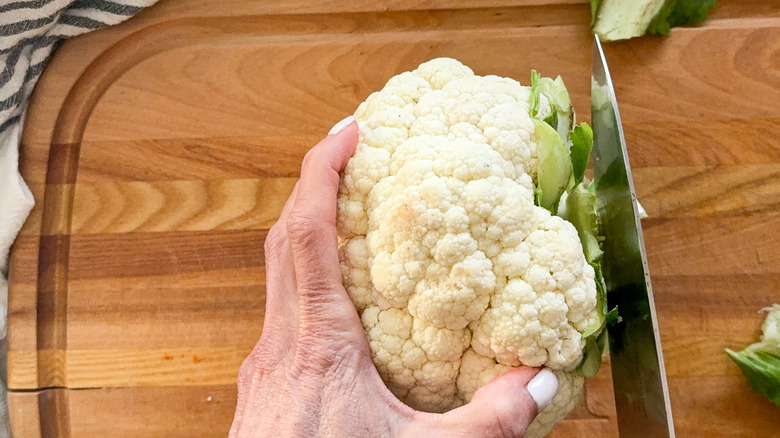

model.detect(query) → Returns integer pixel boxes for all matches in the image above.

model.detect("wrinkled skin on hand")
[229,120,544,438]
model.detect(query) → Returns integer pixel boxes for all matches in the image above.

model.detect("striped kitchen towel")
[0,0,158,433]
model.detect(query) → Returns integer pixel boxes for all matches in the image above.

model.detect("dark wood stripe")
[643,213,780,276]
[62,384,234,436]
[36,234,69,387]
[652,273,780,311]
[625,118,780,168]
[67,229,268,279]
[46,143,81,185]
[77,136,310,182]
[38,389,70,438]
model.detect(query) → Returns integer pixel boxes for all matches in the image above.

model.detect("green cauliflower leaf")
[591,0,717,42]
[726,304,780,408]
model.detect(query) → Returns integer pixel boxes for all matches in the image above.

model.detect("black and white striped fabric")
[0,1,157,433]
[1,0,158,133]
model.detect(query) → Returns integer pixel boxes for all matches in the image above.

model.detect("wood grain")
[7,368,618,438]
[76,32,593,144]
[7,380,615,438]
[71,178,295,233]
[9,346,252,388]
[8,0,780,436]
[644,214,780,276]
[9,386,235,438]
[634,164,780,218]
[669,376,780,438]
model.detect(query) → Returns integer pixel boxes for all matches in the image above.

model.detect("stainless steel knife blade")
[591,35,675,437]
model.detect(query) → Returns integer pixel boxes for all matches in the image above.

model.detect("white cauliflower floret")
[362,305,466,411]
[339,237,372,311]
[408,252,495,330]
[524,370,586,438]
[338,58,599,436]
[457,347,513,401]
[471,216,598,370]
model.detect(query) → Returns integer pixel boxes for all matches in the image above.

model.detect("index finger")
[286,116,358,292]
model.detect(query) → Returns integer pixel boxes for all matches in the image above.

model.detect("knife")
[591,35,676,437]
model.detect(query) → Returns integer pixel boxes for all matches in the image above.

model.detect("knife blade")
[591,35,676,437]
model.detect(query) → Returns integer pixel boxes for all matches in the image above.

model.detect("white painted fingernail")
[527,369,558,410]
[328,115,355,136]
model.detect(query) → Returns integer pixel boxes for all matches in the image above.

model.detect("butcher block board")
[8,0,780,436]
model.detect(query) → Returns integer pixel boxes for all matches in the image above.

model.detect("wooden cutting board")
[7,0,780,436]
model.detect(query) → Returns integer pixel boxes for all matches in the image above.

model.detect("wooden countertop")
[8,0,780,436]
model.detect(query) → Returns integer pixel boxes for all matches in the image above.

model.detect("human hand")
[229,116,559,438]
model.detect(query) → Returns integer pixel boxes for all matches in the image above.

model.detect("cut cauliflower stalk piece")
[337,58,600,438]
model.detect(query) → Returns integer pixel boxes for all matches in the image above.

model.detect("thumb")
[435,368,558,438]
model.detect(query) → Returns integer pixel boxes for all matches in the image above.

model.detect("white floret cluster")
[337,58,599,437]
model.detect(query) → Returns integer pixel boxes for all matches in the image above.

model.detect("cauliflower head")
[337,58,600,437]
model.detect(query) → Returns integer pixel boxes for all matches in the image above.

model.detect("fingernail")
[527,369,558,410]
[328,115,355,136]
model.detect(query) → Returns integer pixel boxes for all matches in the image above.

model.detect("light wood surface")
[8,0,780,436]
